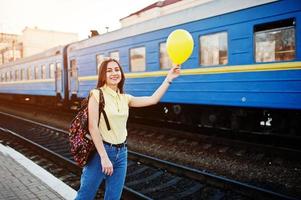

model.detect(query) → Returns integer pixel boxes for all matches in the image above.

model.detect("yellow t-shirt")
[90,85,132,144]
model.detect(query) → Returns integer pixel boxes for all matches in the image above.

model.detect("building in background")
[120,0,213,27]
[0,33,22,64]
[0,27,78,65]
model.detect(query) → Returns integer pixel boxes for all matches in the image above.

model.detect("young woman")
[75,58,180,200]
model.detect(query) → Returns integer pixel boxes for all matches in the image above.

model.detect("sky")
[0,0,159,40]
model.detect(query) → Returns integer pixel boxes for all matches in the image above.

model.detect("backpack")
[69,88,111,167]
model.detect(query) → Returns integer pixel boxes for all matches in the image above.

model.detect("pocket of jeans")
[118,148,127,159]
[104,146,116,157]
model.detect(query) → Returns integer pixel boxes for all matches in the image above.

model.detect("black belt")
[103,140,127,148]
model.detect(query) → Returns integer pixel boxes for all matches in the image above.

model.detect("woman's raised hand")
[166,65,181,82]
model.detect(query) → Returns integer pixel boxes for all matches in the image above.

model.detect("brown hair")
[96,58,125,93]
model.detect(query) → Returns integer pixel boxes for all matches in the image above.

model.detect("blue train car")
[67,0,301,134]
[0,46,65,106]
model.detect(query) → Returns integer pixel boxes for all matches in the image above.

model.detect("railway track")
[127,123,301,197]
[0,111,299,200]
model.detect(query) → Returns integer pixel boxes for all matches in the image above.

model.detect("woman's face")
[106,61,122,86]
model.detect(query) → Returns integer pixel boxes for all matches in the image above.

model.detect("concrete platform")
[0,143,76,200]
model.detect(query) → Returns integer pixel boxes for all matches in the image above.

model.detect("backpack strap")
[97,88,111,131]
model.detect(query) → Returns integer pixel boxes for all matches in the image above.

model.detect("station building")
[120,0,213,27]
[0,27,78,65]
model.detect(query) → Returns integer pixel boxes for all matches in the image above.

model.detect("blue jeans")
[75,144,127,200]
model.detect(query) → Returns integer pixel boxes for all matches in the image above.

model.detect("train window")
[18,70,22,80]
[70,59,77,77]
[27,67,32,80]
[41,65,46,79]
[49,63,55,79]
[6,72,10,82]
[130,47,146,72]
[34,66,39,79]
[10,71,13,81]
[109,51,120,62]
[15,70,19,81]
[160,42,172,69]
[21,68,25,80]
[96,54,105,74]
[254,18,295,62]
[199,32,228,66]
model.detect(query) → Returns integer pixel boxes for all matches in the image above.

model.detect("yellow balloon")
[166,29,194,65]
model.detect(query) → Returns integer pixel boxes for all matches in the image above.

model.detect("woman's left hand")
[167,65,181,82]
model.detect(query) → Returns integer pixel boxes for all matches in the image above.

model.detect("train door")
[55,62,63,97]
[69,59,79,96]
